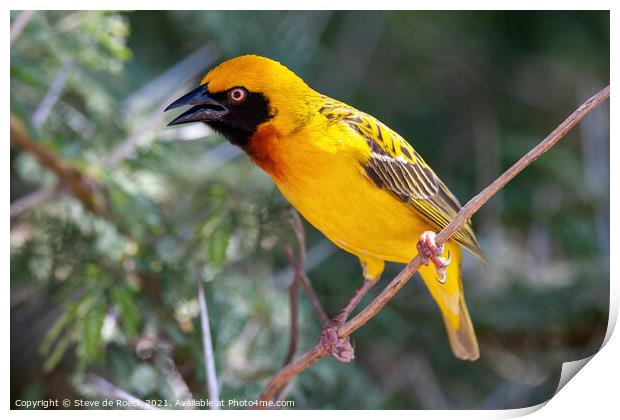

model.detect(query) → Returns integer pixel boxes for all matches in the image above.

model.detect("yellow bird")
[166,55,484,361]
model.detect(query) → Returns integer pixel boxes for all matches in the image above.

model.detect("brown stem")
[274,210,332,404]
[288,209,330,326]
[341,84,610,338]
[10,115,104,216]
[259,346,325,403]
[299,272,329,326]
[257,85,610,404]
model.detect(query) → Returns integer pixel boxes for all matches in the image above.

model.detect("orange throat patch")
[246,123,284,179]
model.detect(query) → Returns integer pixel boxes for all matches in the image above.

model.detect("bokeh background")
[10,10,610,409]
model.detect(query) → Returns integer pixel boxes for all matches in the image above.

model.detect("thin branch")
[257,85,610,404]
[274,210,329,403]
[32,60,73,130]
[87,373,158,410]
[284,212,306,348]
[289,209,306,259]
[122,43,219,112]
[10,184,58,218]
[286,269,330,330]
[288,209,329,326]
[104,46,220,168]
[260,347,325,403]
[162,358,195,409]
[11,45,220,216]
[103,106,168,168]
[10,10,35,44]
[298,272,329,327]
[196,277,220,409]
[283,245,301,366]
[10,115,104,216]
[342,84,610,338]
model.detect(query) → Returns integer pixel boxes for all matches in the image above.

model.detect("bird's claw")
[318,320,355,363]
[417,231,451,284]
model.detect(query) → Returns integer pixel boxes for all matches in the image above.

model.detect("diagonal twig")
[10,10,35,44]
[10,184,59,218]
[298,271,329,327]
[104,46,220,168]
[196,277,220,409]
[257,85,610,404]
[11,46,220,216]
[32,60,73,130]
[10,115,104,216]
[282,244,301,366]
[87,373,158,410]
[287,209,329,326]
[274,210,330,403]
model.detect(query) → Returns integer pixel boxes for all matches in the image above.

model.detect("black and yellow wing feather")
[319,98,485,262]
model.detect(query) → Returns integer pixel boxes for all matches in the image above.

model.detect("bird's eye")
[229,88,247,103]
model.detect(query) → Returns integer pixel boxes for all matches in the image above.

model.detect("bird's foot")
[417,231,451,284]
[318,318,355,363]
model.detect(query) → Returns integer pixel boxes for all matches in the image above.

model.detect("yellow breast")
[248,121,433,264]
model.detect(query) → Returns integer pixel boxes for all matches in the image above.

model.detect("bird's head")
[165,55,315,147]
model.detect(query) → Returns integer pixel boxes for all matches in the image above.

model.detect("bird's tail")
[417,242,480,361]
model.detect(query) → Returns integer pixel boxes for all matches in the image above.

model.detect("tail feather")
[418,242,479,361]
[441,293,479,360]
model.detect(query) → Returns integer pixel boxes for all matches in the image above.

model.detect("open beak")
[165,84,228,126]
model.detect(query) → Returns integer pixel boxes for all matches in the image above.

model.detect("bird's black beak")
[165,84,228,126]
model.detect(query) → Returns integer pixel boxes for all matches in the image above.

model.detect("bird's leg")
[417,231,451,284]
[318,279,376,363]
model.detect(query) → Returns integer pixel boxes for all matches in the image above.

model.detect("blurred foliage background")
[10,10,609,409]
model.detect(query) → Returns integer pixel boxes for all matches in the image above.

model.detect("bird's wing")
[319,99,485,261]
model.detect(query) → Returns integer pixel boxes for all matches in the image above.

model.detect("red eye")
[229,88,247,103]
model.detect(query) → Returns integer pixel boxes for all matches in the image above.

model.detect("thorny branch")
[257,85,611,404]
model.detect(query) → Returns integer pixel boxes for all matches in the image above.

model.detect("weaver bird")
[166,55,485,361]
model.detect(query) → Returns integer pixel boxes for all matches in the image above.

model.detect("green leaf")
[112,287,140,338]
[39,302,77,355]
[43,333,73,373]
[77,300,106,365]
[206,217,232,270]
